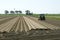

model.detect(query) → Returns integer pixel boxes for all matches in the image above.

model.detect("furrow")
[0,17,18,32]
[23,16,48,30]
[27,16,60,30]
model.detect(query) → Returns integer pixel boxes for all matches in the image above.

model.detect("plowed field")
[0,16,60,40]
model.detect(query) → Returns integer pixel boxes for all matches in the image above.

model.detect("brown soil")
[0,16,60,40]
[45,18,60,27]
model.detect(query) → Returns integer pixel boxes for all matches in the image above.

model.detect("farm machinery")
[38,14,45,20]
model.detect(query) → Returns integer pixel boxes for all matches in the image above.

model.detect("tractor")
[38,14,45,20]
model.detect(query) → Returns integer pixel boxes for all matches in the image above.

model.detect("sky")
[0,0,60,14]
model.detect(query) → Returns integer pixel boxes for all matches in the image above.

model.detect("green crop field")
[0,14,26,16]
[0,14,60,20]
[46,14,60,20]
[31,14,60,20]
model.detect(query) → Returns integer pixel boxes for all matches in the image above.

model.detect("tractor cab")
[39,14,45,20]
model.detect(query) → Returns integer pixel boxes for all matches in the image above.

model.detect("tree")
[15,10,22,14]
[5,10,9,14]
[19,11,22,14]
[10,11,15,14]
[15,10,19,14]
[25,10,30,15]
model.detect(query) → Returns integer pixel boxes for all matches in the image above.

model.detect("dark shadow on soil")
[0,29,60,40]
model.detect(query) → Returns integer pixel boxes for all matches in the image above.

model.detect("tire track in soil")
[9,17,19,32]
[14,16,29,32]
[0,16,16,25]
[22,16,29,32]
[0,17,17,29]
[20,16,28,32]
[9,16,28,33]
[15,17,20,32]
[23,17,29,32]
[0,16,60,40]
[0,16,55,32]
[23,16,48,31]
[0,17,19,32]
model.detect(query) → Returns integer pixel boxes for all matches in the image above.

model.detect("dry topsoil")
[45,18,60,27]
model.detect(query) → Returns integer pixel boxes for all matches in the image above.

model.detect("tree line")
[5,10,33,15]
[5,10,22,14]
